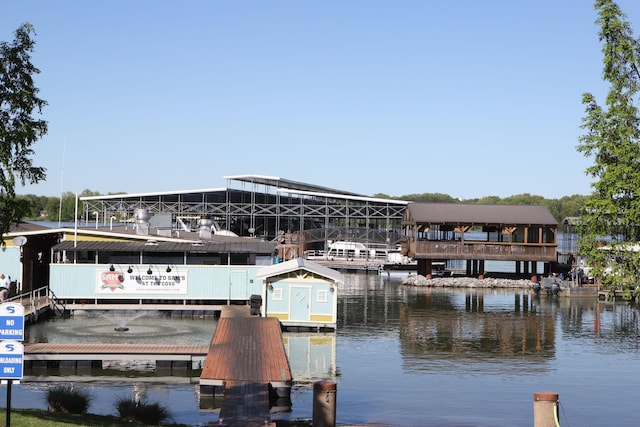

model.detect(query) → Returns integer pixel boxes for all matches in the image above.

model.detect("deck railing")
[7,285,50,317]
[409,240,557,261]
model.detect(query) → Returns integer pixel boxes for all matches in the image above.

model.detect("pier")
[199,305,292,426]
[23,343,208,374]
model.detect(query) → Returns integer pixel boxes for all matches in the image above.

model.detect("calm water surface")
[4,273,640,426]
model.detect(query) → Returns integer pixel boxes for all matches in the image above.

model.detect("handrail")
[48,288,67,316]
[7,286,50,317]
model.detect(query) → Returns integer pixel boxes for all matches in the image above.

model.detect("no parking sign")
[0,303,24,341]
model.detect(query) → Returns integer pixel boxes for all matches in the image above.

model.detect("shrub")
[46,384,92,414]
[115,396,172,425]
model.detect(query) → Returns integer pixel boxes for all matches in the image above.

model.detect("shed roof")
[256,258,345,284]
[405,203,557,226]
[52,236,276,254]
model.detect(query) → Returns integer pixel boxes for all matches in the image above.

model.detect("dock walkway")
[200,305,292,427]
[23,343,208,374]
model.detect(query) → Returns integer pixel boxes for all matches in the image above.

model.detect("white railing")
[8,286,50,315]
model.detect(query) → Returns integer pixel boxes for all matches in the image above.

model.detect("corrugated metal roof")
[256,258,344,283]
[224,174,366,197]
[52,238,277,254]
[405,203,557,226]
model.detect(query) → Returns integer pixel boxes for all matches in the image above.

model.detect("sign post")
[0,302,25,427]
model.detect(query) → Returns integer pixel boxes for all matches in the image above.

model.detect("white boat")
[304,241,410,264]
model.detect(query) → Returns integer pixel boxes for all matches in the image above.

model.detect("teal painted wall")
[0,247,21,283]
[266,278,336,318]
[49,264,264,301]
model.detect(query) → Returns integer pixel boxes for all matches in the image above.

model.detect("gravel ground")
[400,274,535,289]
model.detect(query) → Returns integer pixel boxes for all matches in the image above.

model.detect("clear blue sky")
[3,0,639,199]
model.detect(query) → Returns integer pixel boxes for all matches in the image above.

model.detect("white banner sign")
[96,268,188,294]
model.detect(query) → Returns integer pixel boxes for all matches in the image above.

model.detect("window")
[317,289,328,303]
[273,288,283,301]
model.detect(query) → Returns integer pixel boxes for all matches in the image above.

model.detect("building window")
[317,289,328,303]
[273,288,283,301]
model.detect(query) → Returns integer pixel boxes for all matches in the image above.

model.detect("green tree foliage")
[577,0,640,299]
[0,23,47,238]
[44,192,77,222]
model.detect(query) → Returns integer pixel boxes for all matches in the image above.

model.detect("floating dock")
[199,305,292,426]
[23,343,208,374]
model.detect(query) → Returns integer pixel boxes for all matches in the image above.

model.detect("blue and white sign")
[0,340,23,380]
[0,303,25,341]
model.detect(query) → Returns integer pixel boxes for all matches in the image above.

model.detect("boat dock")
[199,305,292,426]
[23,343,208,374]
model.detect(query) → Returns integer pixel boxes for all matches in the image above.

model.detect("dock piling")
[533,391,559,427]
[313,380,337,427]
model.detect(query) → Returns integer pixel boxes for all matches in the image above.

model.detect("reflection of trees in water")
[398,290,556,363]
[558,298,640,351]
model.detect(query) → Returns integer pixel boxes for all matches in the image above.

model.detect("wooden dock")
[200,305,292,426]
[24,343,208,361]
[23,343,208,374]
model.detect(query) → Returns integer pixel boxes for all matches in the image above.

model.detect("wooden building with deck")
[402,203,558,278]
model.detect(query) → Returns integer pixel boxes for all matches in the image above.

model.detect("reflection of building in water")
[283,333,336,384]
[399,290,556,365]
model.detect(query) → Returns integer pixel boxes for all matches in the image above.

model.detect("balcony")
[408,240,557,262]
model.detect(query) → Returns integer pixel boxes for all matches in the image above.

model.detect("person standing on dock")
[0,273,10,302]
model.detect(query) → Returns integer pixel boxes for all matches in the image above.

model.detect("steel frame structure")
[80,175,409,247]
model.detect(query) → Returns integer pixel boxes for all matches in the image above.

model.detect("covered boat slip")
[403,203,558,278]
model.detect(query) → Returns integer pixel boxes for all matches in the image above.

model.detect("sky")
[3,0,640,200]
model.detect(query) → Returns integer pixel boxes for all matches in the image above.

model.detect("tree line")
[373,192,588,224]
[19,189,588,224]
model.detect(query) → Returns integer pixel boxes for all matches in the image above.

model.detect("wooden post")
[533,391,559,427]
[313,380,337,427]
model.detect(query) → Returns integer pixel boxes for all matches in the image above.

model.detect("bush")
[115,396,172,425]
[46,384,92,414]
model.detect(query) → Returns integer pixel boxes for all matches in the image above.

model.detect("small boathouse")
[256,258,344,330]
[402,203,558,278]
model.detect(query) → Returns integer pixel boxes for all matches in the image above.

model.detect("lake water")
[3,272,640,426]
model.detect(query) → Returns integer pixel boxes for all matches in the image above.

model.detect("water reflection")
[332,273,640,426]
[8,273,640,426]
[283,333,337,385]
[398,290,556,372]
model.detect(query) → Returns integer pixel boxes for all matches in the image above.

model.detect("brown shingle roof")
[405,203,557,226]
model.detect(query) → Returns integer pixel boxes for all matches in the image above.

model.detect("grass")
[0,409,190,426]
[0,409,315,427]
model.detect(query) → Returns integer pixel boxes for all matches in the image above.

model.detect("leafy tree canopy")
[0,23,47,240]
[577,0,640,300]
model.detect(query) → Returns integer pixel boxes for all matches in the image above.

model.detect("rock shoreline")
[401,274,534,289]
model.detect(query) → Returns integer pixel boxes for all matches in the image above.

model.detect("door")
[290,286,311,322]
[229,270,248,300]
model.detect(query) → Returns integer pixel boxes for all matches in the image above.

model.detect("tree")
[577,0,640,300]
[0,23,47,240]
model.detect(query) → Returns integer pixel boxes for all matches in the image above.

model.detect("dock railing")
[7,285,51,317]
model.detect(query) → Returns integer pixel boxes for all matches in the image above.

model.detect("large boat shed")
[402,203,558,278]
[80,175,409,259]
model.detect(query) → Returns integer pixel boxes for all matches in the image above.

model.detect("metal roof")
[256,258,345,283]
[224,174,365,197]
[52,236,277,254]
[80,187,227,201]
[405,203,557,226]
